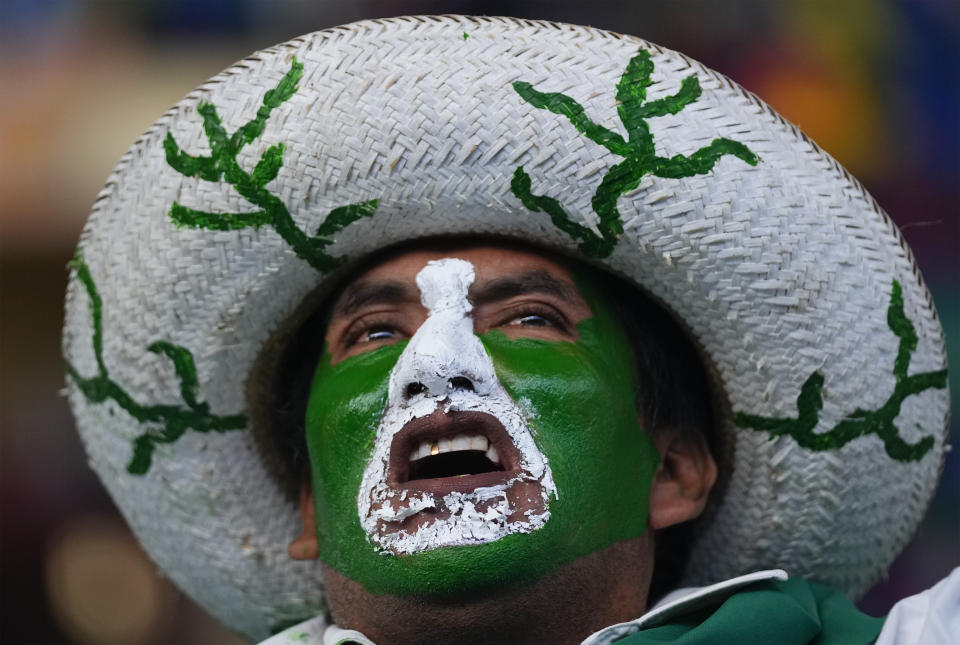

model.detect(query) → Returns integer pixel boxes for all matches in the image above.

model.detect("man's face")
[304,245,659,596]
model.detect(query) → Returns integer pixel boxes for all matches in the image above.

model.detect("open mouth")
[387,411,520,494]
[360,404,555,554]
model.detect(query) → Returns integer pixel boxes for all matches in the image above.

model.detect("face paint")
[305,256,659,596]
[357,258,556,554]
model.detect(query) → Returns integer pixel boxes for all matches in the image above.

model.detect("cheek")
[492,345,624,435]
[482,333,655,488]
[304,344,404,542]
[482,333,638,434]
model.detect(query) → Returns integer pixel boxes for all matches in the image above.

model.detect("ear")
[288,477,319,561]
[648,429,717,531]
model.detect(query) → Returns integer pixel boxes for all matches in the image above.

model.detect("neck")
[322,534,654,645]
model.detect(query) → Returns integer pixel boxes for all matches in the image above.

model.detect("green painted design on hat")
[735,280,947,462]
[511,49,759,258]
[65,253,247,474]
[163,58,378,273]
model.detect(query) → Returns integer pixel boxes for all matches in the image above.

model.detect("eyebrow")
[470,270,582,306]
[331,280,419,318]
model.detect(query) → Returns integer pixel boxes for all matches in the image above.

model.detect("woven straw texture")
[62,16,949,640]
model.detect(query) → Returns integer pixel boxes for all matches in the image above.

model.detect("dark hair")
[270,249,716,601]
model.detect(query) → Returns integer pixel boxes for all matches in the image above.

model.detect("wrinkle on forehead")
[333,268,586,318]
[332,280,419,318]
[469,269,584,308]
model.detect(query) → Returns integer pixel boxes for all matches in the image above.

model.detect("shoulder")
[874,568,960,645]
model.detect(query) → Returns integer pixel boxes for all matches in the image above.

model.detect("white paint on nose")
[387,259,495,403]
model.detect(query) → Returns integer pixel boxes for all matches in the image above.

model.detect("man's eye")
[510,314,552,327]
[362,327,397,342]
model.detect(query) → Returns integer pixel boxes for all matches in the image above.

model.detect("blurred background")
[1,1,956,643]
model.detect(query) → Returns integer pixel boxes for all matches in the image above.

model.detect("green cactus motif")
[65,254,247,474]
[735,280,947,462]
[511,49,759,258]
[164,58,378,273]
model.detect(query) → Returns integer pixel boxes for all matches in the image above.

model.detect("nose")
[404,376,475,400]
[391,326,493,402]
[386,258,498,406]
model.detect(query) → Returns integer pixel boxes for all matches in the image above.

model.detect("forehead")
[337,243,581,295]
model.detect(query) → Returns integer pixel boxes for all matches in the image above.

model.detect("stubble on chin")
[321,532,655,645]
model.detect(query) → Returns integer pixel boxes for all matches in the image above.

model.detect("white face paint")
[357,258,557,554]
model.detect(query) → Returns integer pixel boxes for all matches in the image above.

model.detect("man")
[63,16,952,644]
[282,242,718,643]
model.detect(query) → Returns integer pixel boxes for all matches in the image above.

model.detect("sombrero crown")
[63,15,948,640]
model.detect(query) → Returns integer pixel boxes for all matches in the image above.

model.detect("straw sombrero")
[62,15,949,641]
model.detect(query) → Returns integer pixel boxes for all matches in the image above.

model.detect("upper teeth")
[411,434,500,463]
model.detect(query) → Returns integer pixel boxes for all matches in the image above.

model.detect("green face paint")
[304,266,658,596]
